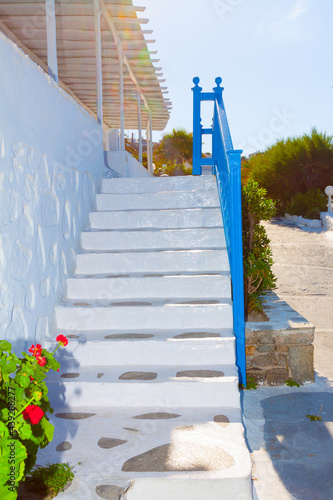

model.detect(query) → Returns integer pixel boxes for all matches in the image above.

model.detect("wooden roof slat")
[1,15,149,25]
[2,18,153,36]
[0,3,145,17]
[3,27,150,39]
[33,48,159,62]
[55,56,160,65]
[25,39,156,50]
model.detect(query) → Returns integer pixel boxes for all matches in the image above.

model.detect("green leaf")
[0,341,12,353]
[0,409,9,421]
[240,376,258,390]
[0,421,9,437]
[285,379,300,388]
[18,423,32,440]
[306,414,322,421]
[19,375,30,389]
[32,390,43,403]
[14,387,25,402]
[0,435,27,486]
[40,417,54,443]
[0,484,18,500]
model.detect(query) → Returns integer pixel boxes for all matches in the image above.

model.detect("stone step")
[80,228,226,252]
[36,406,252,500]
[75,249,229,276]
[46,364,239,408]
[96,190,220,211]
[101,175,217,193]
[44,333,236,366]
[65,275,231,302]
[52,328,234,342]
[89,207,223,230]
[54,303,233,332]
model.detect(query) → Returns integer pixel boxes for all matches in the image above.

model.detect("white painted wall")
[104,151,152,178]
[0,32,104,352]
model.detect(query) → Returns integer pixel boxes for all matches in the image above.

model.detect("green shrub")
[154,163,192,176]
[242,181,276,317]
[29,462,75,498]
[244,129,333,212]
[285,188,327,219]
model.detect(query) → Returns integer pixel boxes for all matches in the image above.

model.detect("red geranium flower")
[29,344,42,358]
[37,356,46,367]
[56,335,68,347]
[22,405,44,425]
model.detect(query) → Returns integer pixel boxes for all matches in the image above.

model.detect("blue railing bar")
[215,100,233,156]
[200,158,215,165]
[213,77,233,152]
[202,128,213,135]
[227,149,246,386]
[199,92,216,101]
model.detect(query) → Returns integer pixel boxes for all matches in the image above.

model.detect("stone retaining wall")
[246,292,315,385]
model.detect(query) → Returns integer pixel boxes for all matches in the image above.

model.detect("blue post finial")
[192,77,202,92]
[213,76,224,95]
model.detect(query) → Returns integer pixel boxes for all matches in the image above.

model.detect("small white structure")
[284,213,322,228]
[321,186,333,229]
[325,185,333,213]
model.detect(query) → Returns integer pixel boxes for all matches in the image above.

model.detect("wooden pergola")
[0,0,172,172]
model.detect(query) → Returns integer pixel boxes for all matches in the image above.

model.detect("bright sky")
[140,0,333,157]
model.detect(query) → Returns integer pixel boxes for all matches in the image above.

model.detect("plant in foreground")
[29,462,75,498]
[306,405,324,422]
[240,376,258,390]
[242,180,276,317]
[285,378,300,388]
[0,335,68,499]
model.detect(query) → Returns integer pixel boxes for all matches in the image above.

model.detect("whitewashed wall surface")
[0,32,104,352]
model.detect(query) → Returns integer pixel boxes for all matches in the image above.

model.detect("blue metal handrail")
[192,76,246,386]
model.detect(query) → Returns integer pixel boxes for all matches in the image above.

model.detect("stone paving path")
[243,217,333,500]
[266,218,333,382]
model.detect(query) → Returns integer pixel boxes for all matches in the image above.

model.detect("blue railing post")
[212,77,223,176]
[192,77,202,175]
[228,149,246,386]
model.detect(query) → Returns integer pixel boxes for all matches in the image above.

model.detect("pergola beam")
[137,90,142,164]
[45,0,58,82]
[100,0,151,115]
[93,0,103,125]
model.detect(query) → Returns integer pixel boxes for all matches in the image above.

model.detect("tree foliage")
[154,164,192,177]
[243,129,333,211]
[155,128,193,167]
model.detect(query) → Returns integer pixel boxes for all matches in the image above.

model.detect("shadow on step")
[42,344,82,461]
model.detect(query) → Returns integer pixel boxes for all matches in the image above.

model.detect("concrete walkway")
[243,217,333,500]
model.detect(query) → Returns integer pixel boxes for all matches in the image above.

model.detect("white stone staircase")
[41,175,252,499]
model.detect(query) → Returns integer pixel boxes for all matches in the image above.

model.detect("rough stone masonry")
[246,291,315,385]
